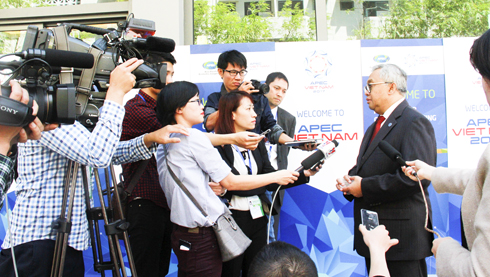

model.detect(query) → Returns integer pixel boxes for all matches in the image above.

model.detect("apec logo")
[202,61,217,70]
[373,55,390,63]
[305,50,332,79]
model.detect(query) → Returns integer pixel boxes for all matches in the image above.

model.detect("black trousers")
[0,239,84,277]
[222,210,268,277]
[365,257,428,277]
[127,199,173,277]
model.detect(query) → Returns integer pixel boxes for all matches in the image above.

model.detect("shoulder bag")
[166,157,251,262]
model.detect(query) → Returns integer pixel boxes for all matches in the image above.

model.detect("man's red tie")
[370,116,385,143]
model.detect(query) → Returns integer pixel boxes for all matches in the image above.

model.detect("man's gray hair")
[372,64,408,94]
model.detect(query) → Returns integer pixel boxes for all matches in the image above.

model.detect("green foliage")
[383,0,490,39]
[194,0,270,44]
[0,0,47,9]
[353,19,374,39]
[278,0,314,41]
[0,32,22,54]
[194,0,315,44]
[238,1,272,42]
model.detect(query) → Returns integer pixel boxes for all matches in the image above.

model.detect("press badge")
[248,195,264,219]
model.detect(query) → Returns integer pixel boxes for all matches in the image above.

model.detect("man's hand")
[336,175,363,197]
[106,58,144,105]
[144,124,190,147]
[0,80,58,155]
[234,131,263,150]
[238,81,259,94]
[296,142,318,151]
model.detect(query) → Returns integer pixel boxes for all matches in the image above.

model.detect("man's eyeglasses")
[364,82,393,93]
[188,98,202,105]
[224,69,248,77]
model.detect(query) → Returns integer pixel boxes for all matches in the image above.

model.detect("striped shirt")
[0,154,14,210]
[2,100,155,251]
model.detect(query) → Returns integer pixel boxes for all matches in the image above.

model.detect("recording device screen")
[361,209,379,231]
[284,139,320,148]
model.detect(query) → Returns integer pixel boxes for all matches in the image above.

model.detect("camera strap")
[52,26,73,84]
[76,47,103,117]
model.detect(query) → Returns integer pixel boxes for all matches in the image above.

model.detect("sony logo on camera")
[0,105,19,115]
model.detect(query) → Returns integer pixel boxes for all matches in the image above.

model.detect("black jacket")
[347,100,437,261]
[216,141,308,215]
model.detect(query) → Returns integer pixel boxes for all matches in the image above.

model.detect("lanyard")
[232,145,252,175]
[266,143,273,160]
[138,93,147,103]
[265,108,278,160]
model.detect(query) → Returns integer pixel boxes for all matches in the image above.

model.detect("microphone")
[15,49,95,69]
[124,36,175,53]
[295,140,339,171]
[146,36,176,53]
[378,140,417,176]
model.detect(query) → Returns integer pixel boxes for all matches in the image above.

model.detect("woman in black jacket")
[215,90,321,277]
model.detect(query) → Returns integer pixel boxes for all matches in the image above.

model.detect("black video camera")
[250,79,269,94]
[0,18,174,129]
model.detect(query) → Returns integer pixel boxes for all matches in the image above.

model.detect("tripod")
[50,160,137,277]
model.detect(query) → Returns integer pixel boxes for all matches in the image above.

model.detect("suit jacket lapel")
[251,146,263,173]
[277,107,284,126]
[222,145,240,175]
[276,107,285,162]
[357,100,408,172]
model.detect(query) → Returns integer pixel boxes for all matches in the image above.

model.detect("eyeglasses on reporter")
[223,69,248,77]
[188,98,203,105]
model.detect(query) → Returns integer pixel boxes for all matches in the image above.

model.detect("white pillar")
[129,0,187,45]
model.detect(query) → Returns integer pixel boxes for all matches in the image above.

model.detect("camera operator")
[204,50,308,149]
[0,58,191,276]
[0,80,58,210]
[120,51,177,277]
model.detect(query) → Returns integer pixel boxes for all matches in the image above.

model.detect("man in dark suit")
[263,72,296,241]
[336,64,436,277]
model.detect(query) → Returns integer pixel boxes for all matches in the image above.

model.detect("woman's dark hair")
[470,29,490,80]
[215,90,253,135]
[155,81,199,126]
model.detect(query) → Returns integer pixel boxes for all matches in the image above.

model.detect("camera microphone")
[15,49,95,69]
[295,140,339,171]
[125,36,175,53]
[378,140,417,176]
[146,36,175,53]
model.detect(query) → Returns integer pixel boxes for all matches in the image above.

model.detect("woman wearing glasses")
[155,81,299,277]
[214,91,322,277]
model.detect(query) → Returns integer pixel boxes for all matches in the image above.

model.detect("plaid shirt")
[2,100,155,251]
[0,154,14,210]
[121,90,168,210]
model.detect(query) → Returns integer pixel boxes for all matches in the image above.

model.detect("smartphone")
[179,239,191,251]
[260,129,271,136]
[283,139,319,147]
[361,209,379,231]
